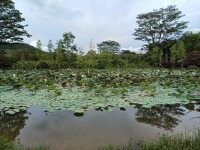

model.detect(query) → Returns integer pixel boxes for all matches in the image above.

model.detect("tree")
[62,32,77,66]
[180,32,200,53]
[133,5,188,46]
[87,39,96,58]
[36,40,42,50]
[54,32,77,67]
[47,39,54,52]
[88,39,96,51]
[170,41,186,68]
[150,46,162,66]
[55,39,65,61]
[97,40,120,54]
[0,0,31,43]
[62,32,77,53]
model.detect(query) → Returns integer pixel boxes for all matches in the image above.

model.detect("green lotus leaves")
[0,69,199,114]
[6,110,16,115]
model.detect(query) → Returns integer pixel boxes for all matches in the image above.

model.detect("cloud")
[30,41,48,52]
[190,28,200,33]
[30,40,37,47]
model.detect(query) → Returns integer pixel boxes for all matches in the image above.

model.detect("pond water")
[1,104,200,150]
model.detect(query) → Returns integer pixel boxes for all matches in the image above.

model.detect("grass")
[0,136,50,150]
[1,130,200,150]
[99,130,200,150]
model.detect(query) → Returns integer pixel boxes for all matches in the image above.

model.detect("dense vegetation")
[0,136,49,150]
[1,31,200,69]
[0,68,199,114]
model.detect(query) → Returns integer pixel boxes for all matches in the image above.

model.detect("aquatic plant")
[0,69,199,114]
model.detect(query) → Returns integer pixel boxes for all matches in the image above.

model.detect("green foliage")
[170,41,186,67]
[150,47,162,65]
[0,136,50,150]
[133,5,188,44]
[47,39,54,52]
[0,43,38,68]
[133,5,188,65]
[97,40,121,54]
[100,130,200,150]
[0,136,16,150]
[180,32,200,53]
[141,131,200,150]
[0,0,31,42]
[54,32,77,66]
[0,69,199,114]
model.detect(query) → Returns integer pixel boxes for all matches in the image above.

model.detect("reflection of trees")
[0,111,28,140]
[135,104,185,131]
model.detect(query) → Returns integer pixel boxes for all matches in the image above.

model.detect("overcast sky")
[13,0,200,53]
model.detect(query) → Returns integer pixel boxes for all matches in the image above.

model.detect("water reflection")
[135,104,185,130]
[0,110,28,140]
[184,103,195,111]
[1,104,200,150]
[74,112,84,117]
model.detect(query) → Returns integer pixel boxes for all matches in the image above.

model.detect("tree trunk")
[181,62,183,68]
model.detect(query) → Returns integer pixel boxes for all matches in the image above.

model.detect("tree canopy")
[0,0,31,43]
[97,40,120,54]
[180,32,200,53]
[133,5,188,45]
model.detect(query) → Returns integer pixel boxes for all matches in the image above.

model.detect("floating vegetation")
[0,69,199,114]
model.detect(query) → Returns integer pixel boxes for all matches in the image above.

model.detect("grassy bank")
[100,130,200,150]
[1,130,200,150]
[0,136,49,150]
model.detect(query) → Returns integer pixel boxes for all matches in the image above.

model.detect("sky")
[13,0,200,53]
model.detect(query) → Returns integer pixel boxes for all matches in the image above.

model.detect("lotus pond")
[0,69,200,114]
[0,68,200,149]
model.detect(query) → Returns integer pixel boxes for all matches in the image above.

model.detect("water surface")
[1,104,200,150]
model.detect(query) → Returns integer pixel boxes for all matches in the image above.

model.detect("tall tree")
[133,5,188,46]
[55,39,65,61]
[87,39,96,58]
[62,32,77,53]
[36,40,42,50]
[133,5,188,64]
[88,39,96,51]
[97,40,120,54]
[0,0,31,43]
[47,39,54,60]
[47,39,54,52]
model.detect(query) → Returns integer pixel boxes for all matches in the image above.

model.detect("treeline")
[0,34,147,69]
[0,31,200,69]
[145,31,200,68]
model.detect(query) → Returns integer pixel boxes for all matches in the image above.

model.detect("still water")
[1,104,200,150]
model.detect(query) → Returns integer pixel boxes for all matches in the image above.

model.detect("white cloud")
[30,40,37,47]
[190,28,200,33]
[30,41,48,52]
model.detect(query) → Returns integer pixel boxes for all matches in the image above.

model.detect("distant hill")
[0,42,38,51]
[0,42,42,68]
